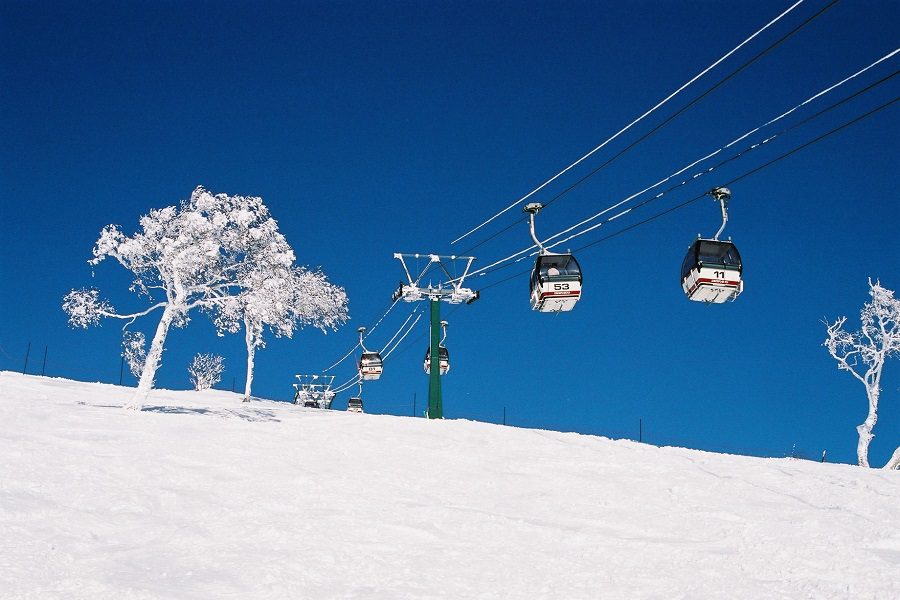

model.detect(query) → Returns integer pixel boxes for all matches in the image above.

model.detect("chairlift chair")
[524,203,583,312]
[681,188,744,304]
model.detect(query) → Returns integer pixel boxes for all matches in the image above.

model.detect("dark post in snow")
[41,346,48,376]
[119,355,124,385]
[23,341,31,375]
[822,450,827,463]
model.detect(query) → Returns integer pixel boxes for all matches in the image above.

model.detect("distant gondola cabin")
[423,345,450,376]
[358,351,383,380]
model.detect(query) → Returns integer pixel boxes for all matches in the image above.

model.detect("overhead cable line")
[540,55,899,249]
[393,304,463,359]
[538,0,844,214]
[321,296,398,373]
[465,51,898,279]
[449,0,808,246]
[475,94,900,291]
[380,304,423,354]
[381,310,425,360]
[332,372,361,394]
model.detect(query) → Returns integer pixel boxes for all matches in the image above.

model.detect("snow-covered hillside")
[1,372,898,599]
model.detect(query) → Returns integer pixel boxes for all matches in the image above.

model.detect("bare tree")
[823,279,900,469]
[188,353,225,391]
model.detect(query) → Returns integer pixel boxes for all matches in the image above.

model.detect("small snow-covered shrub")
[189,353,225,391]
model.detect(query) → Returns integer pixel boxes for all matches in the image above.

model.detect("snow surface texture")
[1,372,898,599]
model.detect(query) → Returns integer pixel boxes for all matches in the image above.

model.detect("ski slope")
[1,371,898,599]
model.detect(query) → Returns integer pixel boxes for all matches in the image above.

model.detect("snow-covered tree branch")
[121,331,147,379]
[823,279,900,469]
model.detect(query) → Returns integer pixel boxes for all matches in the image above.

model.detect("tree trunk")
[856,383,880,468]
[126,303,176,410]
[243,320,255,402]
[884,446,900,470]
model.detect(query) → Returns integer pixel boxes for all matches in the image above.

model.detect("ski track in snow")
[1,371,898,599]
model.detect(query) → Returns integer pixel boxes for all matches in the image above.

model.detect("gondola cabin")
[530,253,583,312]
[347,397,364,413]
[358,351,383,380]
[423,345,450,376]
[681,239,743,303]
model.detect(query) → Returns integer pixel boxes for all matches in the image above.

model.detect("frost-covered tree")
[121,331,147,379]
[188,353,225,391]
[823,279,900,470]
[210,238,348,400]
[63,186,322,410]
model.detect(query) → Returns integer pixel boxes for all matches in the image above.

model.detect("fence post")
[41,346,48,376]
[23,342,31,374]
[821,449,827,463]
[119,355,125,385]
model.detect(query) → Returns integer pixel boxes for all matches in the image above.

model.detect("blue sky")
[2,0,898,466]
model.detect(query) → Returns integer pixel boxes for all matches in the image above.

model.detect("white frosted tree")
[188,353,225,391]
[211,244,348,401]
[63,186,305,410]
[823,279,900,470]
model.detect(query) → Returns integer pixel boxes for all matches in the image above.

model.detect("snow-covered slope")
[1,371,898,599]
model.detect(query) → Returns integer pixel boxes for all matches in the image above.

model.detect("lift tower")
[392,254,479,419]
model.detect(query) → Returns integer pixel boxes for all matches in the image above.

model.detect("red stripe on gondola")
[539,291,581,298]
[695,278,739,286]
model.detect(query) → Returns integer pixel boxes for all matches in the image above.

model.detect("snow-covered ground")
[1,371,898,599]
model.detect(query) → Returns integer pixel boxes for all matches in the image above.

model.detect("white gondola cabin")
[356,326,383,380]
[358,351,383,380]
[681,187,743,304]
[529,253,583,312]
[680,239,743,303]
[423,345,450,376]
[523,202,583,313]
[347,397,364,413]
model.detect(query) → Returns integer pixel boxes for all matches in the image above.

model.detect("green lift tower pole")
[427,297,442,419]
[393,253,478,419]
